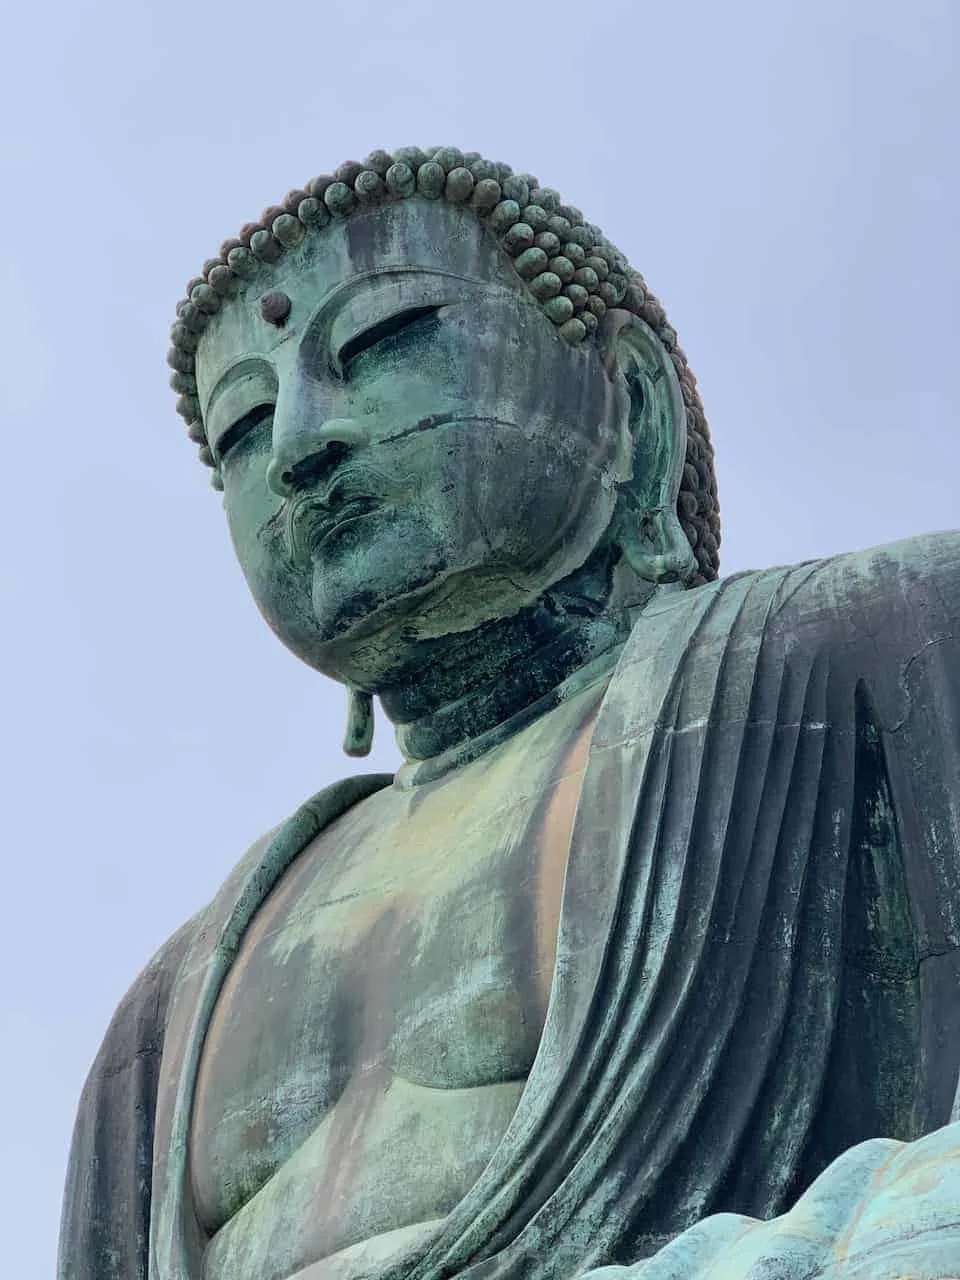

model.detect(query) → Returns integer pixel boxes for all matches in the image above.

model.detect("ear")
[599,309,698,585]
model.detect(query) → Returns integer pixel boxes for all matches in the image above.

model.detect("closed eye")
[216,402,274,462]
[337,304,445,375]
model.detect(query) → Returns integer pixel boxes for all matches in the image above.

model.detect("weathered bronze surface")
[60,149,960,1279]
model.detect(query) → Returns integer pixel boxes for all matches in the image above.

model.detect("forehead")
[195,199,520,406]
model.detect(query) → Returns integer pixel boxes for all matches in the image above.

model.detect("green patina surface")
[58,149,960,1280]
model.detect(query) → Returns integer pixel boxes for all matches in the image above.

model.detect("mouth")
[282,462,412,565]
[291,496,381,562]
[273,416,508,565]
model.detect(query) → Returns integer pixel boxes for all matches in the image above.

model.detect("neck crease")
[377,589,630,783]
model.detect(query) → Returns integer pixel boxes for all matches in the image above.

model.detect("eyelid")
[215,402,274,462]
[206,364,279,451]
[327,279,458,377]
[336,304,446,374]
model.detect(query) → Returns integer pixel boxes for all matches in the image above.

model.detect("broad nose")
[266,413,371,498]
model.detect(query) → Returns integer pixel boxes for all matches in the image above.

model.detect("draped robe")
[59,532,960,1279]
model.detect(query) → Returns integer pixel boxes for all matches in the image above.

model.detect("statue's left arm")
[586,530,960,1279]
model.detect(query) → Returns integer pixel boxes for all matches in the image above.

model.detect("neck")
[373,544,643,779]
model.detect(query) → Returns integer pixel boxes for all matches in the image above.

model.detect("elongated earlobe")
[343,688,374,756]
[615,505,697,584]
[601,310,699,586]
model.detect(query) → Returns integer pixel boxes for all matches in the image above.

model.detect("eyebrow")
[205,356,278,422]
[204,267,508,417]
[312,264,484,322]
[309,267,507,378]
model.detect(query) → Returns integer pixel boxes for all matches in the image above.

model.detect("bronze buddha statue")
[60,147,960,1280]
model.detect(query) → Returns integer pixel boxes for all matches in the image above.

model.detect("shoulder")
[91,770,394,1075]
[725,530,960,650]
[784,529,959,614]
[616,530,959,714]
[83,818,277,1087]
[85,915,199,1084]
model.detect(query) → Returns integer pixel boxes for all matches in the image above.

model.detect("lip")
[302,498,380,557]
[282,457,418,564]
[285,488,380,563]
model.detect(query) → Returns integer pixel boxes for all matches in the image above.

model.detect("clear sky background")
[0,2,957,1276]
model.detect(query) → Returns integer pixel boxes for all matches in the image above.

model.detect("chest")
[209,814,550,1102]
[188,689,601,1236]
[188,771,579,1231]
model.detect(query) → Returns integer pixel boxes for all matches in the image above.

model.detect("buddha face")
[194,199,633,687]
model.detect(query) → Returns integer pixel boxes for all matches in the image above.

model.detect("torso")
[190,680,605,1280]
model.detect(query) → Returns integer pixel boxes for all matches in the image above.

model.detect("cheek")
[414,419,619,572]
[433,304,626,534]
[222,459,278,586]
[455,296,624,453]
[221,463,318,646]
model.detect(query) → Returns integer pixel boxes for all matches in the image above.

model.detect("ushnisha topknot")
[168,147,721,582]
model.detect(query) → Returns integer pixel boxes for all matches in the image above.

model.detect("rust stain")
[534,701,601,1008]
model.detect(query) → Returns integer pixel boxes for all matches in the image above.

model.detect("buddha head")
[168,148,720,731]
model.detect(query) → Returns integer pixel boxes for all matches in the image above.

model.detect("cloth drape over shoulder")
[59,533,960,1280]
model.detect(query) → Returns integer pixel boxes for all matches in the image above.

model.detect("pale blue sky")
[1,2,957,1276]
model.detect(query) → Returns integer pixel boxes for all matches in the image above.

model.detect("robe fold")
[59,532,960,1280]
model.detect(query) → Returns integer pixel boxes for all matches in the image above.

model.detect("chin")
[306,512,449,650]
